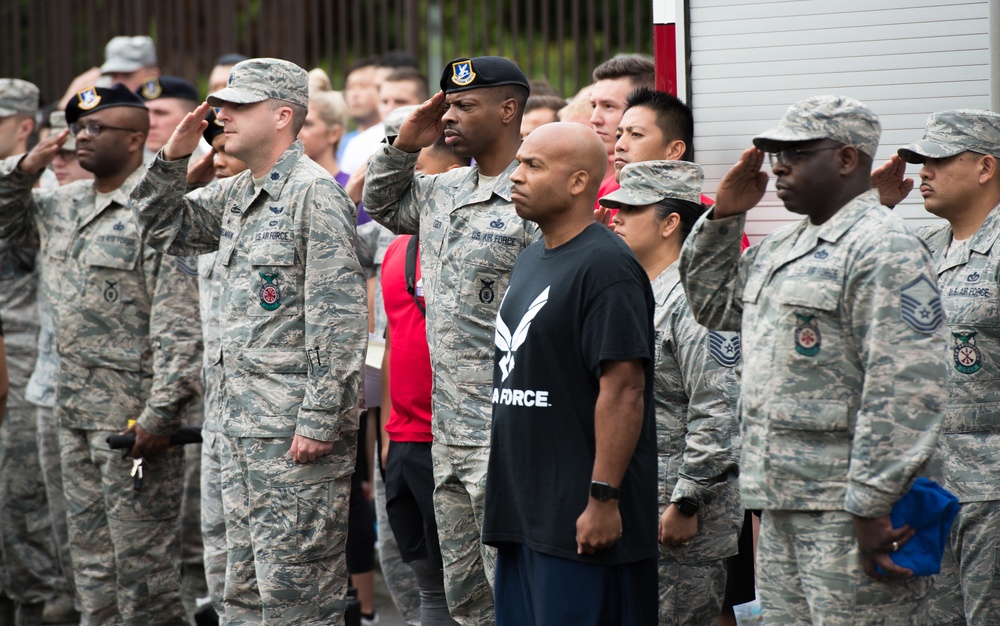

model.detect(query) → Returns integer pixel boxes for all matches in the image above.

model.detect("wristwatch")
[675,497,699,516]
[590,481,621,502]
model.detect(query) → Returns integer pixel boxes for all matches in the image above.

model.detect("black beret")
[136,76,199,102]
[65,83,147,124]
[440,56,529,95]
[203,107,225,144]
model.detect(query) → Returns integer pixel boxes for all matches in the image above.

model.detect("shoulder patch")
[900,275,944,333]
[708,331,741,367]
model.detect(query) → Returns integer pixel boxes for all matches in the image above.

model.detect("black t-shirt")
[482,222,658,565]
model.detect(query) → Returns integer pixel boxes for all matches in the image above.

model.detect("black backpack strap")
[405,235,425,317]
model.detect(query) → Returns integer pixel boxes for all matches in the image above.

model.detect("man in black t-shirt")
[483,123,658,625]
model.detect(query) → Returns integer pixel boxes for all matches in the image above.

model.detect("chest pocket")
[81,228,141,308]
[772,279,842,367]
[248,245,301,316]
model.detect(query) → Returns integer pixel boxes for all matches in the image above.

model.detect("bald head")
[511,122,608,237]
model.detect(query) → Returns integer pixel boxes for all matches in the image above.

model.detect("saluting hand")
[871,154,914,209]
[712,147,769,219]
[187,149,216,186]
[18,129,69,175]
[164,101,212,161]
[392,91,449,154]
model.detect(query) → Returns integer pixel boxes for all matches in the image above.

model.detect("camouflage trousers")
[35,406,75,600]
[431,442,496,626]
[928,499,1000,625]
[0,403,59,604]
[59,426,187,626]
[179,402,207,621]
[374,469,421,625]
[200,429,227,615]
[658,550,728,626]
[758,509,931,625]
[218,433,353,625]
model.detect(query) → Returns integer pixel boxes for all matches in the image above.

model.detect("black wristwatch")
[675,497,699,516]
[590,481,621,502]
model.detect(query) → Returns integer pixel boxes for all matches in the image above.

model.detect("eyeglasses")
[69,122,137,137]
[768,146,841,168]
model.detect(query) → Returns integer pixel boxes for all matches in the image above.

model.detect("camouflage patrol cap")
[207,58,309,109]
[0,79,39,117]
[136,76,199,103]
[440,56,529,95]
[383,105,419,138]
[65,83,147,125]
[48,111,77,151]
[100,36,157,74]
[897,109,1000,163]
[599,160,704,208]
[203,107,225,144]
[753,95,881,158]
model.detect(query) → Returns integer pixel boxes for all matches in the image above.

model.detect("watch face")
[590,481,620,501]
[677,499,698,516]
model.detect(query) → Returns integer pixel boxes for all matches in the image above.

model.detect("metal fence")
[0,0,654,105]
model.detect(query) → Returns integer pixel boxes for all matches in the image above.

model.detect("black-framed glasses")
[69,122,137,137]
[768,146,841,168]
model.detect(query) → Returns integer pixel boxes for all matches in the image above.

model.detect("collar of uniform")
[79,165,146,231]
[652,260,681,308]
[258,140,304,200]
[455,158,517,208]
[967,200,1000,256]
[810,188,880,244]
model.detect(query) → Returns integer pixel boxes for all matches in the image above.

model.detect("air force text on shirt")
[491,387,551,408]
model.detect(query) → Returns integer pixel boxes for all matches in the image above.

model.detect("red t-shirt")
[380,235,433,442]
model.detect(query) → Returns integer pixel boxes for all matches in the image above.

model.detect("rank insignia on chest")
[794,312,821,356]
[953,331,982,374]
[258,272,282,310]
[709,331,741,367]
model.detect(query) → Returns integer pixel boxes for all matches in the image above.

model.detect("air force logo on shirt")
[493,286,552,408]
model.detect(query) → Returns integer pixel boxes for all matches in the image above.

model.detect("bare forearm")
[592,359,645,487]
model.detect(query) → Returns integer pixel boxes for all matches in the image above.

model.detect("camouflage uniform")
[0,157,202,626]
[0,242,59,623]
[130,58,368,625]
[364,139,540,624]
[679,97,948,624]
[197,250,227,614]
[896,110,1000,625]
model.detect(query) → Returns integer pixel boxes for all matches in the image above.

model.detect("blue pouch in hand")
[876,477,960,577]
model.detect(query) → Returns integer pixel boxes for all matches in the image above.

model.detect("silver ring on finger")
[891,541,899,552]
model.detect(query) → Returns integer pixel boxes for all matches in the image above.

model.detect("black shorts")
[723,509,757,608]
[384,440,442,566]
[494,542,657,626]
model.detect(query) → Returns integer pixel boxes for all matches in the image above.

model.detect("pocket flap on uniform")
[241,347,309,374]
[83,242,140,270]
[770,398,849,431]
[250,245,296,267]
[776,281,839,311]
[78,348,141,372]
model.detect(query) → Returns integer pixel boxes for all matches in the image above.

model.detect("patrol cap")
[897,109,1000,163]
[100,36,157,74]
[0,79,39,117]
[203,107,225,144]
[48,111,77,151]
[65,83,148,125]
[207,58,309,109]
[383,104,419,138]
[753,95,881,159]
[440,56,529,95]
[136,76,199,103]
[599,160,704,208]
